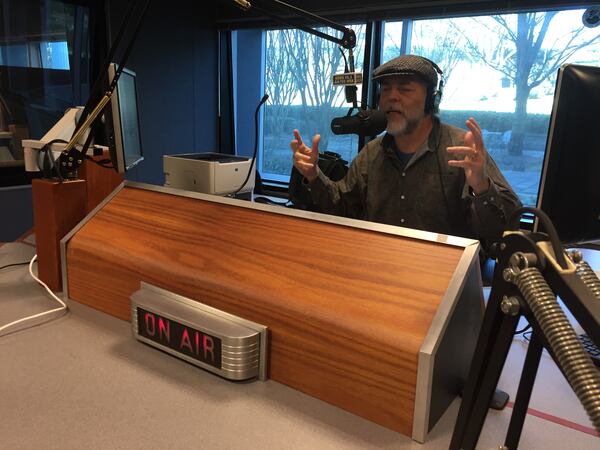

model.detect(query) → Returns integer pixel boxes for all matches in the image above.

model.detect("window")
[0,44,30,68]
[256,6,600,208]
[0,0,88,186]
[261,24,366,183]
[383,9,600,205]
[39,41,70,70]
[0,40,70,70]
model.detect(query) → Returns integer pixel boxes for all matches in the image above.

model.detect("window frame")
[256,3,598,212]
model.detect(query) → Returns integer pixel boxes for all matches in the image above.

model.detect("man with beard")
[290,54,521,249]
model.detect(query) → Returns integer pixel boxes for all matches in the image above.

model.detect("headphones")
[418,56,445,114]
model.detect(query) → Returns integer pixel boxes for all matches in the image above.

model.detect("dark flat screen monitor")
[107,62,143,173]
[536,64,600,246]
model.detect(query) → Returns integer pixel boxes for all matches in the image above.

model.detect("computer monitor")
[107,62,143,173]
[536,63,600,246]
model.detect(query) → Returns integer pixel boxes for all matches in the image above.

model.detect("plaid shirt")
[308,121,521,247]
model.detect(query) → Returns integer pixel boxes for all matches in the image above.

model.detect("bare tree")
[284,27,348,149]
[264,30,298,136]
[278,26,366,145]
[261,25,365,175]
[456,12,600,156]
[409,20,468,85]
[382,20,467,93]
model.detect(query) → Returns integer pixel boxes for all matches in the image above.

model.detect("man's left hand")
[446,117,490,195]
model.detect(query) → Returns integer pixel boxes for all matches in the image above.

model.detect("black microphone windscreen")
[330,110,387,136]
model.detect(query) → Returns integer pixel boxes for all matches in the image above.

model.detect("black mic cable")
[338,47,358,108]
[231,93,269,197]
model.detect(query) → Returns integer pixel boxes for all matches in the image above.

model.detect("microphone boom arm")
[450,207,600,449]
[237,1,356,71]
[57,0,153,179]
[238,0,355,49]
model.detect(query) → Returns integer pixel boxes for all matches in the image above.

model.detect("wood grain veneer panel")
[78,149,123,213]
[66,186,464,436]
[32,178,86,291]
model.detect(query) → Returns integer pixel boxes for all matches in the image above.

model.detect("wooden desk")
[60,182,483,441]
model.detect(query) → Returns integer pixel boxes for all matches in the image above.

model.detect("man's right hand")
[290,129,320,182]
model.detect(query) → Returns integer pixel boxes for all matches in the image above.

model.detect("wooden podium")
[60,182,483,442]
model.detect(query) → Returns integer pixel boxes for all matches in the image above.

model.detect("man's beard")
[385,110,424,137]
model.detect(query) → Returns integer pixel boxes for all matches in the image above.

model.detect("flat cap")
[372,54,438,86]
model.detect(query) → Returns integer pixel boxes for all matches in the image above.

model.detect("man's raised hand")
[291,129,320,182]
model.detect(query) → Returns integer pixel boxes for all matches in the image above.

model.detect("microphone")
[330,109,387,136]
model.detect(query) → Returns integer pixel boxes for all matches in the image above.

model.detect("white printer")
[163,152,255,196]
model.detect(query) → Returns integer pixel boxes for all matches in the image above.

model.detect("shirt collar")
[382,131,433,156]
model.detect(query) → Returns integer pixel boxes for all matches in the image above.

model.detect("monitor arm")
[57,89,115,179]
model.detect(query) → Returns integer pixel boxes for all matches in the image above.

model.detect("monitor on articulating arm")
[21,63,143,177]
[106,62,143,174]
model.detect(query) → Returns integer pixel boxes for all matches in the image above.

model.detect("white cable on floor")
[0,254,68,336]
